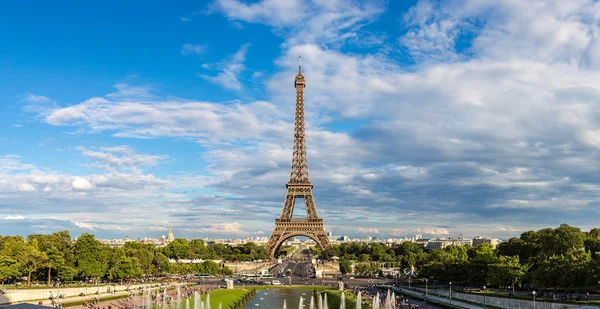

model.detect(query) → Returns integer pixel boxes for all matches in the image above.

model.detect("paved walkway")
[27,284,214,309]
[397,287,485,309]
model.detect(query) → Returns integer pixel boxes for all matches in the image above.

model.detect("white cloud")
[199,43,250,91]
[38,86,286,141]
[72,220,129,231]
[391,229,408,236]
[73,220,97,230]
[358,227,380,234]
[200,222,244,234]
[18,183,36,192]
[181,44,207,56]
[22,93,54,104]
[211,0,384,46]
[3,215,25,220]
[490,226,518,233]
[211,0,306,27]
[72,178,93,191]
[414,228,450,235]
[77,146,165,170]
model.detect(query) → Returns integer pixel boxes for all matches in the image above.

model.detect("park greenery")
[1,223,598,290]
[0,231,270,285]
[316,224,600,290]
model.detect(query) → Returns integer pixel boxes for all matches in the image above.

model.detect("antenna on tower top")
[298,56,302,74]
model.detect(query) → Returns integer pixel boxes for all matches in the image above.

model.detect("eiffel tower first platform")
[265,57,332,259]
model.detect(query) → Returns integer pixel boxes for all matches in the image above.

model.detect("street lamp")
[449,282,452,309]
[483,286,486,309]
[532,291,536,309]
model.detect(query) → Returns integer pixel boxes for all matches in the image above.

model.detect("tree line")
[0,231,269,285]
[319,224,600,290]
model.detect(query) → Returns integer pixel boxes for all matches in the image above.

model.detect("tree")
[153,252,171,275]
[358,254,371,262]
[21,243,49,286]
[339,259,352,275]
[109,256,141,280]
[202,260,220,275]
[165,239,191,261]
[0,255,19,284]
[74,233,106,279]
[45,246,65,285]
[488,255,526,291]
[189,239,207,258]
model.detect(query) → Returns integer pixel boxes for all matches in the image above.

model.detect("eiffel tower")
[265,57,332,258]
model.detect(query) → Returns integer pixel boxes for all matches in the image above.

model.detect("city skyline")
[3,0,600,240]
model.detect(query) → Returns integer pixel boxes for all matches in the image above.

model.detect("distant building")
[472,236,501,248]
[167,228,175,242]
[425,236,472,251]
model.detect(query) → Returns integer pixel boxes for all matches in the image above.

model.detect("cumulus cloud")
[199,222,244,234]
[358,227,380,234]
[490,226,518,233]
[72,178,93,191]
[18,183,36,192]
[3,215,25,220]
[414,228,450,235]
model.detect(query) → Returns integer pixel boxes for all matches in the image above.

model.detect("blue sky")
[2,0,600,240]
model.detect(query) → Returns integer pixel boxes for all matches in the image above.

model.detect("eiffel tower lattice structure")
[265,57,332,259]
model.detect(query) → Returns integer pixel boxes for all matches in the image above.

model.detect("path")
[397,287,485,309]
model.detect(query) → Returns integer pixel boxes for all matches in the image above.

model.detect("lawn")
[186,288,250,309]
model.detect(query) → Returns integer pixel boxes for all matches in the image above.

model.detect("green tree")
[74,233,106,279]
[339,259,352,275]
[109,256,141,280]
[358,254,370,262]
[0,255,19,284]
[45,246,65,285]
[21,242,49,286]
[165,239,191,261]
[488,255,526,291]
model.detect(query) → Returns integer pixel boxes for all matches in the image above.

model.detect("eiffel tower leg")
[304,192,318,219]
[280,188,295,219]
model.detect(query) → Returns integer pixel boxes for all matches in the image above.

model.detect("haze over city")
[2,0,600,240]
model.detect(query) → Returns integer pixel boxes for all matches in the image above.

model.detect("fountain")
[372,292,379,309]
[323,294,328,309]
[206,293,211,309]
[218,302,222,309]
[163,289,167,308]
[340,292,345,309]
[318,294,323,309]
[283,299,287,309]
[147,289,152,309]
[194,291,200,309]
[355,292,361,309]
[298,297,304,309]
[309,295,314,309]
[171,295,175,309]
[186,298,190,309]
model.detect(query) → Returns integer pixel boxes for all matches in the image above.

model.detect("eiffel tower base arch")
[266,218,331,259]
